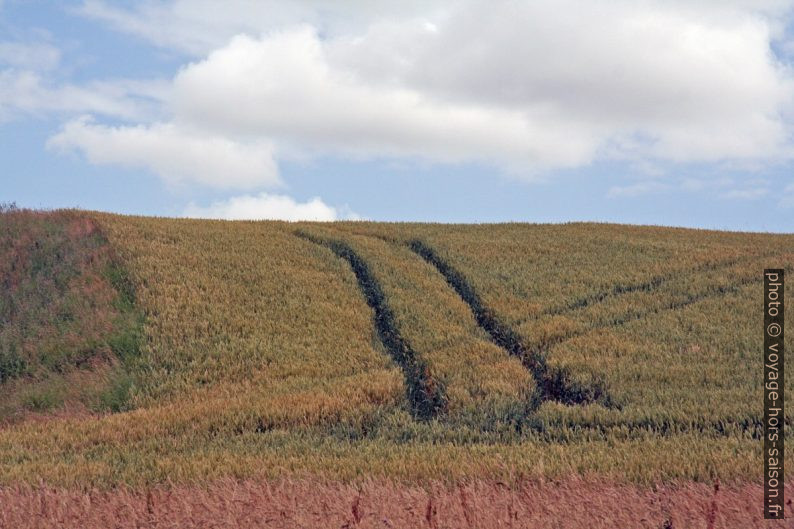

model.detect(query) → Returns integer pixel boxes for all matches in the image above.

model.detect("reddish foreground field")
[1,478,792,529]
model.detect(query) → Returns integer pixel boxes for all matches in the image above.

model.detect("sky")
[1,0,793,231]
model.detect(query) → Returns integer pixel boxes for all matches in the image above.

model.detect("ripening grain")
[0,214,791,496]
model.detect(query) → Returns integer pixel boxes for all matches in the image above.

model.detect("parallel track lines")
[296,231,447,421]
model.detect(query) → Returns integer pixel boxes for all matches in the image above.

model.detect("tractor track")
[404,239,793,439]
[537,249,783,320]
[407,239,616,409]
[537,260,794,356]
[296,230,447,421]
[302,227,789,439]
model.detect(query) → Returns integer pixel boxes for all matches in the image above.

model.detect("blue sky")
[1,1,793,231]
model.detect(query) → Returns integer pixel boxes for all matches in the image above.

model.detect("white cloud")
[171,28,594,170]
[78,0,281,56]
[340,0,793,163]
[77,0,446,56]
[47,116,279,189]
[45,0,794,188]
[183,192,357,221]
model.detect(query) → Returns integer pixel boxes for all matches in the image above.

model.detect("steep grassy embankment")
[0,207,141,422]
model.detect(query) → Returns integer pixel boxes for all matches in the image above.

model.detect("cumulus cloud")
[47,0,794,189]
[183,192,357,221]
[331,0,794,162]
[171,28,593,169]
[47,116,279,189]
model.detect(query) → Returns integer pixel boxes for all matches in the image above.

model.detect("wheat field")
[1,210,792,527]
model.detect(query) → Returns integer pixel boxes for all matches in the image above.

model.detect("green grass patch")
[0,207,145,417]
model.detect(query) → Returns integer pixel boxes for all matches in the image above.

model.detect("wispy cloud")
[0,41,60,71]
[607,181,669,198]
[0,70,166,122]
[718,188,769,200]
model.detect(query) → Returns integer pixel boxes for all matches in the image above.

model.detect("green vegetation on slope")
[0,206,143,421]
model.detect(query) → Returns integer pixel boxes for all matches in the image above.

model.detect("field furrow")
[295,230,447,420]
[299,226,537,426]
[528,254,794,352]
[407,238,614,409]
[329,222,793,439]
[539,249,781,318]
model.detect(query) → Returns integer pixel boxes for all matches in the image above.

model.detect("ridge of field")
[331,222,791,322]
[0,207,142,422]
[0,214,792,489]
[298,225,536,429]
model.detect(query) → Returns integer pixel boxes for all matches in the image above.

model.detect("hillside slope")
[0,208,141,422]
[0,213,792,494]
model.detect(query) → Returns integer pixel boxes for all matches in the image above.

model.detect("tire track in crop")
[326,230,790,439]
[533,249,782,322]
[408,239,616,409]
[329,226,779,331]
[539,260,794,355]
[308,229,788,440]
[296,231,447,421]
